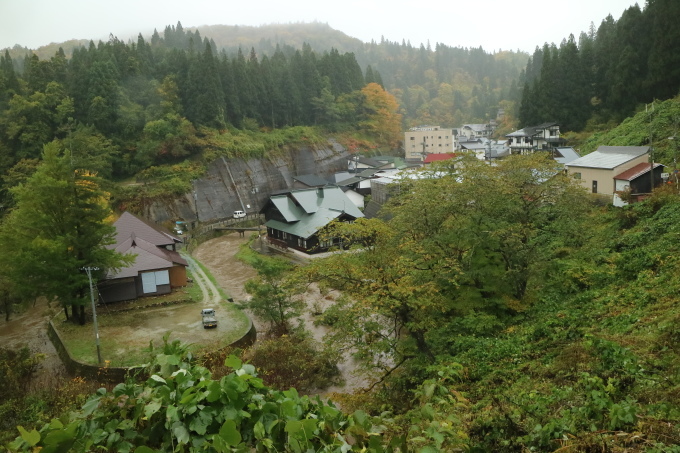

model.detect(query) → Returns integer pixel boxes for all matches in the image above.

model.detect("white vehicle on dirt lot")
[201,308,217,329]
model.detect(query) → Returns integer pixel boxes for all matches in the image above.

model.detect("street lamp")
[82,266,102,364]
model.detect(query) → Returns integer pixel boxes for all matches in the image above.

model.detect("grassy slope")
[445,195,680,450]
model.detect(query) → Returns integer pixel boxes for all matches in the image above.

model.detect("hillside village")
[3,1,680,450]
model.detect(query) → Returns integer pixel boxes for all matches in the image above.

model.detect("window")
[141,270,170,294]
[592,180,598,193]
[573,172,581,180]
[410,136,415,140]
[282,232,287,239]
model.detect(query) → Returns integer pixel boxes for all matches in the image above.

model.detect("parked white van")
[233,210,246,218]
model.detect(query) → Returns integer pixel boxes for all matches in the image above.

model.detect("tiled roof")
[109,234,187,278]
[112,212,180,247]
[614,162,663,181]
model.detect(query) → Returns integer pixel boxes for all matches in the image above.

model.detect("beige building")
[405,126,455,161]
[565,146,651,197]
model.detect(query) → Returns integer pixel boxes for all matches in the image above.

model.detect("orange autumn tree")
[359,83,403,149]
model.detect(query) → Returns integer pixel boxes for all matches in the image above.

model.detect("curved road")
[182,252,222,306]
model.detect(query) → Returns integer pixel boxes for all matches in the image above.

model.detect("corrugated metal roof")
[614,162,663,181]
[554,147,581,164]
[567,146,649,169]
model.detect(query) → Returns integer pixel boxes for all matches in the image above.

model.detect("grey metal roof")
[359,168,380,177]
[506,122,559,138]
[554,147,581,165]
[567,146,650,169]
[336,176,363,186]
[462,123,491,132]
[293,174,329,187]
[357,157,383,167]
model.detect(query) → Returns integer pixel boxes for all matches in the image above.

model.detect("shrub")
[248,334,341,391]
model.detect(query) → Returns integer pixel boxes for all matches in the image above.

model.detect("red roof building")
[423,153,457,164]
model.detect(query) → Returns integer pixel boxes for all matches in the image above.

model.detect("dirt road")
[192,233,366,394]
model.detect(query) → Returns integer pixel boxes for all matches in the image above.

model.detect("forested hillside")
[0,25,406,211]
[519,0,680,132]
[193,23,529,128]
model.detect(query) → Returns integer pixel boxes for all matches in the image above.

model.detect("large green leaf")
[206,380,222,403]
[219,419,242,446]
[172,422,190,445]
[134,446,156,453]
[17,426,40,447]
[224,355,242,370]
[144,400,162,419]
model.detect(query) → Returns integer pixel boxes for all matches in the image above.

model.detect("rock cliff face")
[148,139,350,223]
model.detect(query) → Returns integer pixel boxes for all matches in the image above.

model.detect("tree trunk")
[412,328,435,363]
[78,304,85,325]
[63,303,70,321]
[3,296,10,321]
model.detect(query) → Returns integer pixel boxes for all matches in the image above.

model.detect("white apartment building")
[404,126,456,161]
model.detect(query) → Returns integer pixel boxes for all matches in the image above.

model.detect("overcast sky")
[1,0,639,53]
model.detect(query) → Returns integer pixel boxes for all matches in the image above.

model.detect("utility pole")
[83,267,102,364]
[648,102,655,194]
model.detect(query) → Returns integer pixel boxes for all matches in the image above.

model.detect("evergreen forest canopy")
[519,0,680,132]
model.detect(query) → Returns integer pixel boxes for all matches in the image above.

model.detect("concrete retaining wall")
[48,312,257,384]
[148,140,350,223]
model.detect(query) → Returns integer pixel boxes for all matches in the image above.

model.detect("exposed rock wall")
[149,139,349,223]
